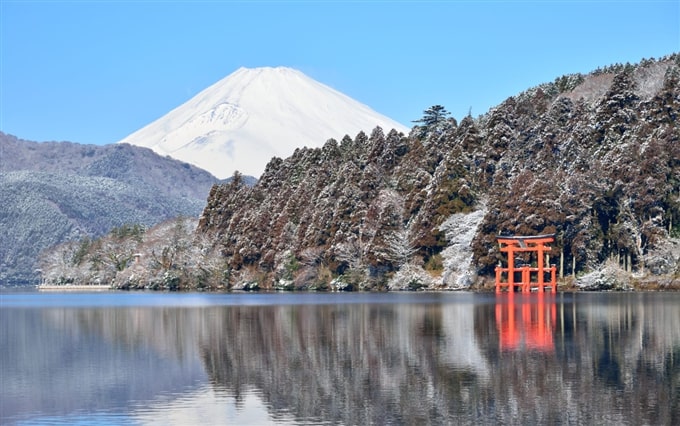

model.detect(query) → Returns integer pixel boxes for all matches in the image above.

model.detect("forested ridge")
[0,135,221,285]
[40,55,680,290]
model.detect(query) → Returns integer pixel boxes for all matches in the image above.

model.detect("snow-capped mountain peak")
[118,67,409,178]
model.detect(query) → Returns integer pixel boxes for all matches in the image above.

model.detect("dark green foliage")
[424,253,444,273]
[283,253,301,280]
[110,223,145,241]
[413,105,451,126]
[71,237,92,266]
[554,73,585,93]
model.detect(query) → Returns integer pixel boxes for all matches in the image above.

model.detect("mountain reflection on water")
[1,292,678,425]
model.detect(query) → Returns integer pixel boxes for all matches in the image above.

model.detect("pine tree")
[413,105,451,126]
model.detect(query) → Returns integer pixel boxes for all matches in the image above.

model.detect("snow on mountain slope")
[118,67,410,179]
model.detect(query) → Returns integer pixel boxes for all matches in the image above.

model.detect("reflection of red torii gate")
[495,234,557,293]
[495,294,556,352]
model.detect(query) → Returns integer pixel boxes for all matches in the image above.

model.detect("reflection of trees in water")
[568,295,679,425]
[475,295,679,425]
[36,297,675,423]
[198,304,490,425]
[198,297,679,425]
[2,307,207,420]
[42,307,206,362]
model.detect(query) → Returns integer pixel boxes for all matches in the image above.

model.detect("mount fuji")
[118,67,410,179]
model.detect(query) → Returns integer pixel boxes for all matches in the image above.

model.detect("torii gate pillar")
[495,234,557,293]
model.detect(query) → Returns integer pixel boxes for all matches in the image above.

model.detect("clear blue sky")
[1,0,678,145]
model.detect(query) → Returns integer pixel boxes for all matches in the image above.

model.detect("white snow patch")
[634,61,669,100]
[439,205,487,289]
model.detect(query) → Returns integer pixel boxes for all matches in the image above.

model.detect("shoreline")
[37,284,113,291]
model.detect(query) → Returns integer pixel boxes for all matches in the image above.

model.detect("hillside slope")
[197,55,680,289]
[0,134,220,285]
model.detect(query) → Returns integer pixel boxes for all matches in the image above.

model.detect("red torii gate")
[495,234,557,293]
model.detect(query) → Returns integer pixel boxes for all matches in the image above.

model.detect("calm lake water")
[1,290,678,425]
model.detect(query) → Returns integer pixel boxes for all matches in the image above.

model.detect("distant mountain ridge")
[118,66,409,179]
[0,132,221,285]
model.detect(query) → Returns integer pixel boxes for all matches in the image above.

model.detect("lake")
[1,290,678,425]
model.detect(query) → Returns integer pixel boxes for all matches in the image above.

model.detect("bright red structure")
[495,234,557,293]
[495,294,556,352]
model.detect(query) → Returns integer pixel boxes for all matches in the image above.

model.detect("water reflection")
[198,302,491,425]
[1,292,679,425]
[495,294,556,352]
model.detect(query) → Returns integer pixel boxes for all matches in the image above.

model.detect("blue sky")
[1,0,678,145]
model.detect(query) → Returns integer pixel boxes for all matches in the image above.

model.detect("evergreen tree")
[413,105,451,126]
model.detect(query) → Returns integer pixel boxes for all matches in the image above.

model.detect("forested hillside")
[0,135,221,285]
[39,55,680,290]
[197,55,679,290]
